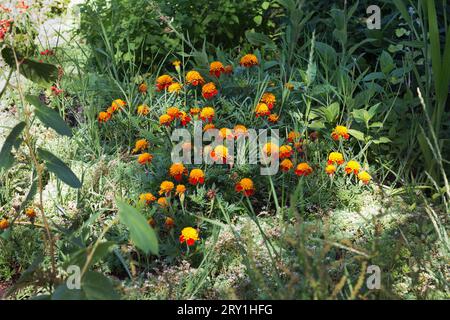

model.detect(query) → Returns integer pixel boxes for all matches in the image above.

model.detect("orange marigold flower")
[325,164,336,176]
[235,178,255,196]
[189,168,205,185]
[287,131,301,143]
[175,184,186,195]
[280,159,294,172]
[156,74,173,91]
[268,113,279,123]
[138,153,153,165]
[168,82,183,94]
[186,70,205,86]
[202,82,218,99]
[224,65,233,74]
[345,160,361,175]
[279,145,293,159]
[358,171,372,184]
[137,104,150,116]
[200,107,215,122]
[159,114,172,126]
[180,111,191,126]
[165,217,175,228]
[179,227,199,246]
[262,142,279,157]
[139,193,156,205]
[255,103,270,117]
[211,145,229,163]
[138,82,148,93]
[0,218,9,230]
[328,152,344,165]
[190,107,201,115]
[295,162,313,176]
[132,139,149,154]
[209,61,225,77]
[331,125,350,141]
[167,107,181,121]
[157,197,169,208]
[233,125,248,138]
[159,181,175,195]
[261,92,276,110]
[240,54,258,67]
[203,123,215,132]
[219,128,233,140]
[110,99,126,112]
[98,111,111,123]
[25,207,37,219]
[169,163,188,181]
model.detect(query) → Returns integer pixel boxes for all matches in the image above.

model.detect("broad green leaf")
[52,285,85,300]
[26,95,72,137]
[1,47,59,87]
[0,121,25,171]
[380,51,395,75]
[348,129,365,141]
[117,199,158,255]
[373,137,392,144]
[37,148,81,188]
[245,31,275,48]
[68,241,116,269]
[82,271,120,300]
[315,42,337,66]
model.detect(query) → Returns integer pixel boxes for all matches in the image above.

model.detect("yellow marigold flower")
[169,163,188,181]
[98,111,111,123]
[287,131,301,143]
[285,82,294,91]
[0,218,9,230]
[240,54,259,67]
[203,123,215,132]
[202,82,218,99]
[156,74,173,91]
[233,124,248,138]
[25,207,37,219]
[139,193,156,205]
[295,162,313,176]
[179,227,199,246]
[167,106,181,119]
[138,82,148,93]
[255,103,270,117]
[209,61,225,77]
[268,113,279,123]
[190,107,201,115]
[331,125,350,141]
[328,152,344,165]
[172,60,181,72]
[200,107,215,122]
[280,159,294,172]
[345,160,361,175]
[168,82,183,94]
[262,142,279,156]
[261,92,276,110]
[159,114,172,126]
[110,99,126,112]
[219,128,233,140]
[175,184,186,195]
[186,70,205,86]
[235,178,255,196]
[137,104,150,116]
[159,181,175,195]
[157,197,168,208]
[358,171,372,184]
[325,164,336,176]
[138,153,153,165]
[165,217,175,228]
[211,145,229,163]
[279,145,293,159]
[189,168,205,185]
[132,139,149,154]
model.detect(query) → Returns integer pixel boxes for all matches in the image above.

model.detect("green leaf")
[253,15,262,25]
[380,51,395,75]
[82,271,120,300]
[348,129,365,141]
[1,47,59,87]
[26,95,72,137]
[245,31,275,48]
[0,121,25,171]
[37,148,81,188]
[117,199,158,255]
[68,241,116,269]
[52,285,85,300]
[373,137,392,144]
